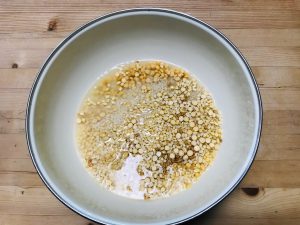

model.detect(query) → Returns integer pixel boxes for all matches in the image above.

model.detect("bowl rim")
[25,8,263,225]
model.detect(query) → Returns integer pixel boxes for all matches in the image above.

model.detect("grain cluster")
[77,61,222,199]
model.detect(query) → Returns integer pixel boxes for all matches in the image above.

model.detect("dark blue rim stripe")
[26,8,263,225]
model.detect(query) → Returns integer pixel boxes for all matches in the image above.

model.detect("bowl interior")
[29,10,261,225]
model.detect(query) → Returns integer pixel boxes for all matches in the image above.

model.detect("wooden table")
[0,1,299,224]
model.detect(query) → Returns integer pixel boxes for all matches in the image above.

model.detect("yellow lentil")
[76,60,222,200]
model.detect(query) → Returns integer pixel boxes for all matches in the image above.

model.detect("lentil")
[76,60,222,200]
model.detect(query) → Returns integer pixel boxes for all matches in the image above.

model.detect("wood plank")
[240,47,300,67]
[1,109,300,160]
[253,67,300,88]
[0,186,71,215]
[260,89,300,110]
[1,46,299,69]
[0,38,61,50]
[0,215,88,225]
[0,89,29,111]
[0,134,29,159]
[208,10,300,29]
[0,110,26,134]
[0,186,299,218]
[0,48,52,69]
[0,10,299,40]
[0,33,299,68]
[0,88,299,128]
[203,188,300,219]
[190,218,300,225]
[0,0,297,12]
[297,0,300,10]
[1,106,299,134]
[1,67,299,90]
[221,29,300,47]
[0,125,300,163]
[0,39,299,68]
[1,215,299,225]
[261,110,300,135]
[256,134,300,160]
[0,159,299,188]
[0,172,43,186]
[1,109,299,161]
[1,132,299,160]
[241,160,300,188]
[0,159,36,173]
[0,69,37,89]
[1,29,299,50]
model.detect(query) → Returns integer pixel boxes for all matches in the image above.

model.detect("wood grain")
[0,10,299,36]
[1,131,299,160]
[1,67,299,89]
[1,0,298,12]
[1,87,299,113]
[0,186,299,219]
[0,159,299,188]
[1,43,299,69]
[0,0,299,224]
[1,216,300,225]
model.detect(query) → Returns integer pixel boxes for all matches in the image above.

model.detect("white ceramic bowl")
[26,8,262,225]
